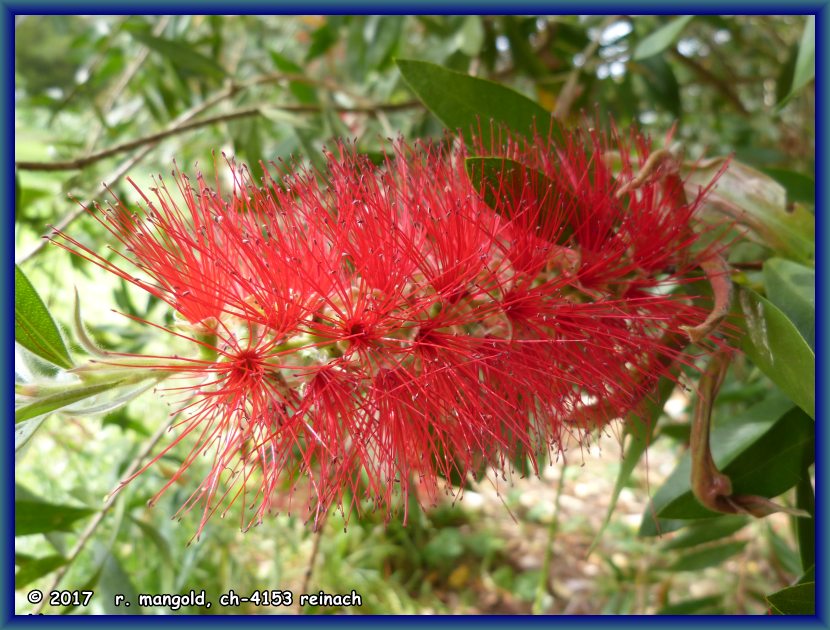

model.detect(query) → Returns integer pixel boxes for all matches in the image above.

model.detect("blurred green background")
[14,15,814,615]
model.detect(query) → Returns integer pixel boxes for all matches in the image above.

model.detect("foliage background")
[14,15,815,615]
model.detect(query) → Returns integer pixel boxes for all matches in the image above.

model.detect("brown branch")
[17,82,246,263]
[671,49,750,116]
[296,509,329,612]
[553,15,621,120]
[16,100,420,173]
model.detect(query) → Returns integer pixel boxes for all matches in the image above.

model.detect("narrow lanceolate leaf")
[590,378,674,552]
[760,168,815,205]
[633,16,694,60]
[15,554,67,589]
[665,541,747,572]
[795,472,815,573]
[660,515,748,551]
[763,258,815,350]
[396,59,553,146]
[776,15,815,109]
[128,31,226,80]
[15,417,47,454]
[15,265,73,369]
[465,156,575,244]
[736,286,814,418]
[686,159,814,263]
[15,380,126,424]
[648,396,813,520]
[15,500,96,535]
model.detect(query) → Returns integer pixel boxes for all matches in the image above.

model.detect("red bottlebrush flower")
[53,123,726,537]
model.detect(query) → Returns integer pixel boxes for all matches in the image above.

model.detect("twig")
[553,15,620,120]
[17,80,262,264]
[297,510,329,612]
[32,413,175,613]
[84,16,174,152]
[16,101,419,173]
[533,458,567,615]
[671,49,749,116]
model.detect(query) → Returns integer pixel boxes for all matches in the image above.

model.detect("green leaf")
[633,16,694,60]
[760,168,815,205]
[98,550,142,615]
[688,159,814,263]
[268,51,318,104]
[666,541,746,572]
[635,55,680,118]
[15,380,126,424]
[650,397,813,519]
[792,17,815,92]
[464,156,574,244]
[660,515,748,551]
[15,417,47,455]
[795,471,815,572]
[777,16,814,108]
[15,554,67,589]
[657,595,723,615]
[590,378,674,551]
[767,522,801,576]
[15,265,73,369]
[763,258,814,350]
[129,31,226,80]
[638,514,689,538]
[767,582,815,615]
[16,499,96,536]
[396,59,552,146]
[775,44,798,105]
[736,287,814,418]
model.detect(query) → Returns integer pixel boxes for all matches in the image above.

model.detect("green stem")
[533,459,567,615]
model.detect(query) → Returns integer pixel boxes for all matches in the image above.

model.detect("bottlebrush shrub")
[53,124,726,537]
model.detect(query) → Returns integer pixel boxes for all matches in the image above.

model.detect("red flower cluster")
[56,124,723,536]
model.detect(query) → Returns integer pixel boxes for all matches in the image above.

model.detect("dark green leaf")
[306,22,338,61]
[687,159,814,263]
[666,541,746,572]
[99,550,142,615]
[651,397,813,519]
[767,582,814,615]
[775,44,798,105]
[269,51,318,104]
[591,378,674,551]
[657,595,724,615]
[777,16,814,108]
[501,16,546,76]
[15,554,67,589]
[661,515,748,551]
[638,514,689,538]
[131,517,173,563]
[396,59,552,147]
[792,17,815,92]
[736,287,814,418]
[767,522,802,576]
[15,380,126,424]
[465,156,574,244]
[364,16,404,70]
[633,16,694,60]
[761,168,815,205]
[16,499,96,536]
[129,31,226,80]
[635,55,680,118]
[15,265,73,369]
[796,471,815,572]
[763,258,814,350]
